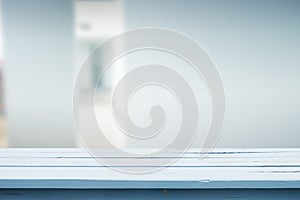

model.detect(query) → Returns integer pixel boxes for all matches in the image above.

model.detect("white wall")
[2,0,76,147]
[124,0,300,148]
[0,1,3,61]
[1,0,299,148]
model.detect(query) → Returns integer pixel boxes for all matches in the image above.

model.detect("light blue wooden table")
[0,148,299,199]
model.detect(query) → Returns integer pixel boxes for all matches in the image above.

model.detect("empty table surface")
[0,148,299,189]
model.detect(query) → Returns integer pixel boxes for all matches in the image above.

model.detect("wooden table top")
[0,148,299,189]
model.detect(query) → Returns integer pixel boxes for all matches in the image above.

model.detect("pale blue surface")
[0,148,299,199]
[0,189,300,200]
[1,180,300,189]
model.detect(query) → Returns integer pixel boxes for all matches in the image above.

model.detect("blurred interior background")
[0,0,299,148]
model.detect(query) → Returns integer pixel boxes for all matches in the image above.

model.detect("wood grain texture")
[0,148,299,189]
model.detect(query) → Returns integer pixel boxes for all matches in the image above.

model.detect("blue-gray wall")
[124,0,300,147]
[2,0,75,147]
